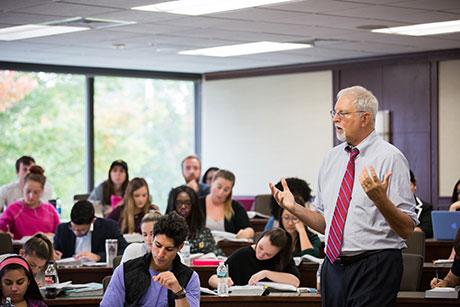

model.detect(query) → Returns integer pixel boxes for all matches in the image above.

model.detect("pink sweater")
[0,200,60,239]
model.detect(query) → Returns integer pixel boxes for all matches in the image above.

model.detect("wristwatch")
[173,287,187,299]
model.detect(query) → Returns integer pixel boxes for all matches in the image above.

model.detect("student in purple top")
[0,166,60,240]
[101,212,200,307]
[0,255,47,307]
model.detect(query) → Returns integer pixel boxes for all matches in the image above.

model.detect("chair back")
[113,255,122,269]
[400,253,423,291]
[403,231,425,260]
[0,233,13,254]
[73,193,89,201]
[102,275,112,293]
[254,194,272,216]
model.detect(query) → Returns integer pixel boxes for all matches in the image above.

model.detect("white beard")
[336,130,346,142]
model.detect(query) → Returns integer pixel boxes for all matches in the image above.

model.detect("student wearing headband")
[0,255,47,307]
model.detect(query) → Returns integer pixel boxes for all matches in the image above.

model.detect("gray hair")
[337,86,378,126]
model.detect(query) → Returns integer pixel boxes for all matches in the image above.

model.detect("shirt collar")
[346,130,378,155]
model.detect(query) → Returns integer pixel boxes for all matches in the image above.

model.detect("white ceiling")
[1,0,460,74]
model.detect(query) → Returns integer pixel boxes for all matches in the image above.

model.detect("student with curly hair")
[102,213,200,307]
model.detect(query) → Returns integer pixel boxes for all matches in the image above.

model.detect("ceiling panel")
[0,0,459,73]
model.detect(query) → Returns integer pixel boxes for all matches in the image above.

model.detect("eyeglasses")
[330,110,366,119]
[175,200,192,207]
[282,215,299,222]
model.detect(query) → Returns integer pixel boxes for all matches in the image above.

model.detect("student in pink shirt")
[0,165,60,240]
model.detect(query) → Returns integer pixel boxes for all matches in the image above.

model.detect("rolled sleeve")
[100,264,125,306]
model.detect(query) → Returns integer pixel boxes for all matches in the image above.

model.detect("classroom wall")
[202,71,333,196]
[438,59,460,198]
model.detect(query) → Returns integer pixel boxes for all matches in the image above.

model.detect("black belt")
[335,250,383,266]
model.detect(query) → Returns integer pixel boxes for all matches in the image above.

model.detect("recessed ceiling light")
[132,0,297,16]
[179,41,311,57]
[372,19,460,36]
[0,24,88,41]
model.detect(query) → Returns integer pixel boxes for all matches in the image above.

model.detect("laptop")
[431,211,460,240]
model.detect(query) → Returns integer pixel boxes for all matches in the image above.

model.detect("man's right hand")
[187,180,199,193]
[431,277,450,288]
[269,178,296,211]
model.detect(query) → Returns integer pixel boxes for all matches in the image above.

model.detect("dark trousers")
[320,249,403,307]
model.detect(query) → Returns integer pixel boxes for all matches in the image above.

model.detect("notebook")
[431,211,460,240]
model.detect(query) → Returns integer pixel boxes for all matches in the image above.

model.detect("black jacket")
[53,218,128,261]
[123,253,194,307]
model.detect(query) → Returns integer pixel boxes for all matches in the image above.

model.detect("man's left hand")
[74,252,101,262]
[358,166,391,204]
[153,271,182,293]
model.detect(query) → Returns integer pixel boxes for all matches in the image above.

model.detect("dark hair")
[23,233,53,263]
[255,228,292,271]
[202,167,219,184]
[270,178,312,219]
[455,228,460,259]
[102,160,129,206]
[24,165,46,188]
[166,185,203,237]
[0,256,43,302]
[451,179,460,205]
[71,200,95,225]
[15,156,35,173]
[153,212,189,247]
[409,170,416,184]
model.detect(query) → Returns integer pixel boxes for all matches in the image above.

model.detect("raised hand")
[358,166,391,204]
[269,178,296,211]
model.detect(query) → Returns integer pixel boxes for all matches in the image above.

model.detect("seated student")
[0,233,55,288]
[0,156,53,213]
[108,177,160,234]
[410,170,433,238]
[89,160,129,217]
[0,255,47,307]
[209,228,300,288]
[202,167,219,186]
[101,213,200,307]
[0,166,60,240]
[279,203,321,257]
[431,228,460,288]
[198,169,254,239]
[448,179,460,211]
[53,200,128,262]
[122,211,162,263]
[264,177,312,231]
[166,185,223,256]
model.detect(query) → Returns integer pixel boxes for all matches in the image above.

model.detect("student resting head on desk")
[0,255,47,307]
[101,212,200,307]
[431,228,460,288]
[208,228,300,288]
[166,185,223,256]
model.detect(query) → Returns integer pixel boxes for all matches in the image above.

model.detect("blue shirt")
[314,130,418,253]
[101,261,201,307]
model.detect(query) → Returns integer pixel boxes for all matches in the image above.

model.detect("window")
[0,70,85,218]
[94,76,195,211]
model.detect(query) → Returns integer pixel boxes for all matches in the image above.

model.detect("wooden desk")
[425,239,453,262]
[57,266,113,284]
[193,262,318,288]
[421,263,451,290]
[201,292,459,307]
[249,218,268,233]
[217,240,252,257]
[43,292,459,307]
[45,296,101,307]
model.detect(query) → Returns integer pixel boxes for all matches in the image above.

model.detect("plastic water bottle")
[55,198,62,218]
[181,240,191,266]
[44,261,59,286]
[316,262,322,292]
[216,262,229,296]
[3,297,14,307]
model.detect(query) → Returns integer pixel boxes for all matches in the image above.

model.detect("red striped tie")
[326,147,360,263]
